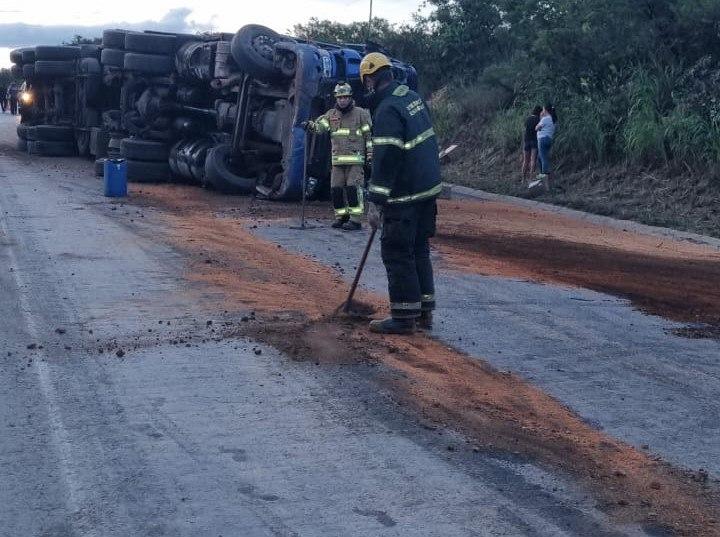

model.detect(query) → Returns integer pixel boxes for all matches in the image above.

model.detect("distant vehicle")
[9,25,418,201]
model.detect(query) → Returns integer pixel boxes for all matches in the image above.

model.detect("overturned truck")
[10,25,417,200]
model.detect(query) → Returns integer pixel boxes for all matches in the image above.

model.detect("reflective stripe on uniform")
[391,301,421,310]
[317,118,331,131]
[332,154,365,165]
[335,206,349,216]
[372,128,436,151]
[368,184,391,196]
[331,128,351,137]
[358,124,371,135]
[387,183,442,205]
[349,186,364,215]
[421,294,435,301]
[372,136,404,149]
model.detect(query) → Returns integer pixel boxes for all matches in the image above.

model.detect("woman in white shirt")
[535,104,557,176]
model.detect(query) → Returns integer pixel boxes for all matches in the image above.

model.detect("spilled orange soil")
[132,185,720,536]
[436,199,720,331]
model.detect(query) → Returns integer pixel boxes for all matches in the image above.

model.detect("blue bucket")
[104,158,127,197]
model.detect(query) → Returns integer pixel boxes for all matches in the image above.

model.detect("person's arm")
[361,109,373,160]
[367,105,405,205]
[536,116,546,132]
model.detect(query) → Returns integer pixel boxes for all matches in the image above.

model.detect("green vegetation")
[297,1,720,236]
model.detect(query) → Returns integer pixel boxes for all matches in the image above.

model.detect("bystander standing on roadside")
[536,104,557,188]
[521,106,542,183]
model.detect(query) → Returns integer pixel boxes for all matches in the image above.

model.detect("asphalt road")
[0,117,657,535]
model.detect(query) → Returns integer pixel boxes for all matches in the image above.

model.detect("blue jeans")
[538,136,553,174]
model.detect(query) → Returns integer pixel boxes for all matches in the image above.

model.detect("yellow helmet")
[334,82,353,98]
[360,52,391,82]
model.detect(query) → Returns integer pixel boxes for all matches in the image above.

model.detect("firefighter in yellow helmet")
[306,82,372,230]
[360,52,441,335]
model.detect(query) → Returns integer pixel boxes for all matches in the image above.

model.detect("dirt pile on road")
[436,199,720,334]
[137,184,720,536]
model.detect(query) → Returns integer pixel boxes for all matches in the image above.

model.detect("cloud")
[0,7,213,48]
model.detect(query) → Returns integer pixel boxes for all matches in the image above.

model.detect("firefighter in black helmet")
[360,52,442,335]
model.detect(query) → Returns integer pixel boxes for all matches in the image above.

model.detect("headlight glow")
[20,92,33,105]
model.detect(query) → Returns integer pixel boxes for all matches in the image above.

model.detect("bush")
[553,96,607,166]
[486,108,526,153]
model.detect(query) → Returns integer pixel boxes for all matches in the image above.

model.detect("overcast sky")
[0,0,424,46]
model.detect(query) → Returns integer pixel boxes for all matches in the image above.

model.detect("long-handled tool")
[290,129,317,230]
[342,227,377,314]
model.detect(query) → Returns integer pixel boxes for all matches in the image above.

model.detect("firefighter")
[307,82,372,231]
[361,52,442,335]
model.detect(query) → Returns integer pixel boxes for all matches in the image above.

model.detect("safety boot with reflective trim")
[369,317,416,335]
[418,311,433,330]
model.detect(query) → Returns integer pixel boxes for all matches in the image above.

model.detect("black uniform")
[367,81,441,320]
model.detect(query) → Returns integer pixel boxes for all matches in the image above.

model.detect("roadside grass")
[442,140,720,238]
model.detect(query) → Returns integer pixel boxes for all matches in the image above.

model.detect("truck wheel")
[204,144,256,194]
[10,48,28,64]
[90,127,109,157]
[79,44,101,59]
[230,24,286,82]
[126,159,171,183]
[102,29,127,49]
[120,138,169,161]
[34,60,76,78]
[76,130,91,157]
[16,124,31,140]
[123,53,174,75]
[28,140,76,157]
[33,125,75,142]
[10,65,22,78]
[124,31,176,55]
[34,45,80,61]
[100,48,125,68]
[21,48,36,63]
[94,158,106,177]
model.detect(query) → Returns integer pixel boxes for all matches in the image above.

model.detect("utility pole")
[367,0,373,42]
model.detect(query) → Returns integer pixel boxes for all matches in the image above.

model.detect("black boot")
[369,317,415,335]
[341,220,362,231]
[331,215,349,229]
[418,311,433,330]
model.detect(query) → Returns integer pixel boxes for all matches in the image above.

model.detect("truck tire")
[17,139,27,151]
[123,53,174,75]
[94,158,106,177]
[204,144,256,194]
[76,130,91,157]
[22,64,35,78]
[10,48,27,64]
[126,159,170,183]
[79,57,101,75]
[124,31,176,55]
[230,24,285,82]
[34,60,76,78]
[28,140,76,157]
[100,48,125,68]
[21,48,36,63]
[120,138,169,161]
[10,65,21,78]
[90,127,110,157]
[102,29,127,49]
[34,46,80,61]
[33,125,75,142]
[16,124,31,140]
[79,44,101,59]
